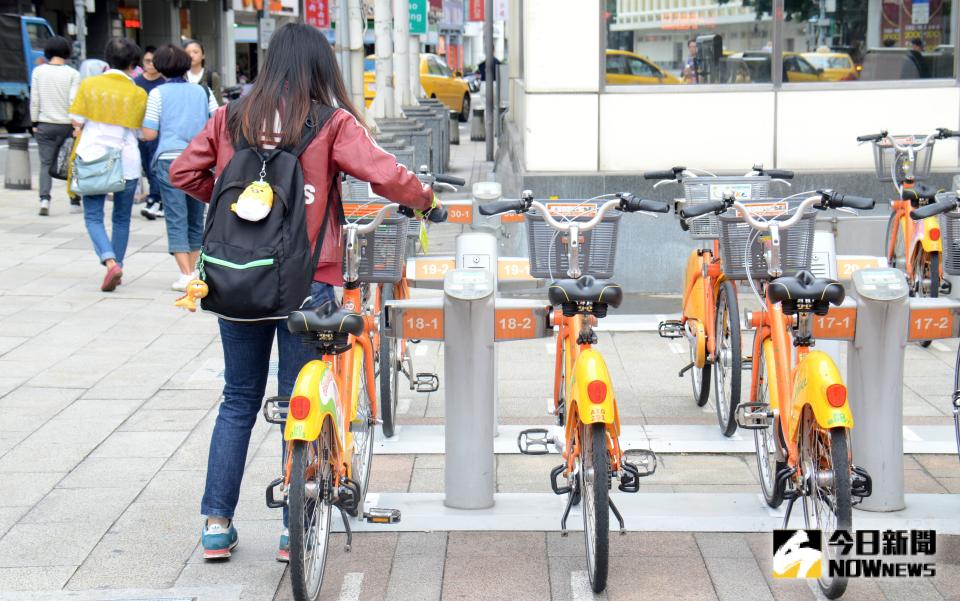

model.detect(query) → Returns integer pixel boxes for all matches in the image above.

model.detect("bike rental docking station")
[336,185,960,534]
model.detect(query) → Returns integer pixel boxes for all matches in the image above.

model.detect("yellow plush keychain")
[415,194,440,252]
[231,160,274,221]
[174,279,209,312]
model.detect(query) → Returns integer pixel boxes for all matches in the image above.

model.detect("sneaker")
[101,264,123,292]
[202,520,239,560]
[70,198,82,214]
[141,199,159,221]
[39,199,50,216]
[172,271,196,292]
[276,528,290,563]
[153,203,165,219]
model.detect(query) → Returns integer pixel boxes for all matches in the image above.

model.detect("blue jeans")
[82,178,138,265]
[138,140,161,202]
[156,158,205,253]
[201,282,337,523]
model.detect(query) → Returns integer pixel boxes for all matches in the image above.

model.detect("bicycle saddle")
[767,270,844,316]
[548,275,623,309]
[902,183,941,203]
[287,301,365,337]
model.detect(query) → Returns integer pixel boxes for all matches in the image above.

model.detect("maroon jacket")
[170,106,433,285]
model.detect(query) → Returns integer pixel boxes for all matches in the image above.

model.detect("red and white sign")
[468,0,484,21]
[305,0,330,28]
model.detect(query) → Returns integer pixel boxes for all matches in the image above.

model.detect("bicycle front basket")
[872,135,935,183]
[524,202,621,279]
[682,176,772,240]
[940,208,960,276]
[717,200,817,280]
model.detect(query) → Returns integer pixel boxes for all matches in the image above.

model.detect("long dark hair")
[229,23,363,148]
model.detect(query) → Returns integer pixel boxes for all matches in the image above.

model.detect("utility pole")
[348,0,365,117]
[338,0,352,96]
[73,0,86,60]
[484,0,494,161]
[392,0,410,109]
[409,35,420,100]
[373,0,395,118]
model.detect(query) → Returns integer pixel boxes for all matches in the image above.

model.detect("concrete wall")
[501,0,960,293]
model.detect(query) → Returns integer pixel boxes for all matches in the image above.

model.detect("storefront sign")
[305,0,330,28]
[234,0,299,17]
[410,0,429,35]
[468,0,484,21]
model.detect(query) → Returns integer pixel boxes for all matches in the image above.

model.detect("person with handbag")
[69,38,148,292]
[30,36,80,216]
[141,45,212,292]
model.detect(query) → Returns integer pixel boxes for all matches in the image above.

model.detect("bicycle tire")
[714,281,742,437]
[688,323,711,407]
[378,283,401,438]
[912,251,939,347]
[288,433,334,601]
[752,338,785,508]
[954,346,960,461]
[799,416,851,600]
[349,363,375,517]
[580,422,609,593]
[885,212,904,271]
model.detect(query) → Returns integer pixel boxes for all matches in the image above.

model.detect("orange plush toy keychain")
[174,279,209,312]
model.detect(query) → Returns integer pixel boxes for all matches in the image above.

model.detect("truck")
[0,14,55,132]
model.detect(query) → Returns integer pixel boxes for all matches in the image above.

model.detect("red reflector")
[289,395,311,420]
[930,228,941,242]
[587,380,607,404]
[826,384,847,408]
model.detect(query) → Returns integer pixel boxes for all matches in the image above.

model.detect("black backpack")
[198,103,337,321]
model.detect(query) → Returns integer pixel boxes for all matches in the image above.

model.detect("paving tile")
[0,520,109,568]
[89,430,190,458]
[141,388,223,411]
[385,554,445,601]
[57,456,165,489]
[704,556,775,601]
[118,408,209,432]
[497,454,556,493]
[177,560,286,601]
[0,565,78,592]
[394,531,447,557]
[646,454,758,486]
[446,531,545,558]
[0,439,97,473]
[20,486,139,526]
[547,531,701,558]
[442,553,549,601]
[0,471,64,507]
[915,454,960,479]
[0,506,29,538]
[367,454,414,493]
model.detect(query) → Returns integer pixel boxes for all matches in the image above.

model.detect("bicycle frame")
[889,197,943,280]
[553,311,623,474]
[680,240,730,365]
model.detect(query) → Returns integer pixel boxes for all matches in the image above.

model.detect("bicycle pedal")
[624,448,658,478]
[742,356,753,371]
[414,373,439,393]
[550,464,573,495]
[518,428,554,455]
[262,396,289,425]
[334,478,361,514]
[942,280,953,295]
[851,465,873,502]
[364,508,401,524]
[658,320,684,339]
[735,402,773,430]
[265,477,286,509]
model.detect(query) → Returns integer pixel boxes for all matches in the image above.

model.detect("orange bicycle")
[858,128,960,346]
[480,191,667,593]
[648,165,792,435]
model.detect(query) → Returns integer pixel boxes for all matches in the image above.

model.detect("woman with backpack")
[183,40,222,107]
[141,44,213,292]
[170,22,436,561]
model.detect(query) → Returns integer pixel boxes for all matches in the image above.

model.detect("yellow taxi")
[605,49,681,85]
[732,52,825,82]
[802,51,859,81]
[364,54,471,121]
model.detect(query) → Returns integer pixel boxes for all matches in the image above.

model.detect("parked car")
[731,52,824,83]
[605,49,681,85]
[0,13,55,132]
[364,54,471,121]
[802,52,859,81]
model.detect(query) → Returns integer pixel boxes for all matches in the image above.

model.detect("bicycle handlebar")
[397,204,449,223]
[477,193,668,228]
[435,174,466,186]
[478,199,526,216]
[680,201,725,219]
[856,131,887,143]
[354,203,400,234]
[643,169,682,181]
[910,192,959,220]
[760,168,795,180]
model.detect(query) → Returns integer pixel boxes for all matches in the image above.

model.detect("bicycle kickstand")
[781,496,797,530]
[337,505,354,552]
[559,488,576,537]
[608,498,627,535]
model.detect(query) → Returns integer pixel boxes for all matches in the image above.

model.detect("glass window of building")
[605,0,955,86]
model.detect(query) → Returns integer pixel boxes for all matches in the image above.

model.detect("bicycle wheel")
[954,346,960,461]
[799,412,851,600]
[688,322,711,407]
[885,212,905,271]
[911,251,939,347]
[752,339,785,508]
[579,422,609,593]
[378,283,401,438]
[349,363,374,517]
[288,429,334,601]
[713,281,742,437]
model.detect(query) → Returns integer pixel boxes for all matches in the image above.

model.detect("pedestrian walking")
[30,36,80,216]
[183,40,222,107]
[141,45,212,292]
[170,22,435,562]
[134,46,165,220]
[69,38,147,292]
